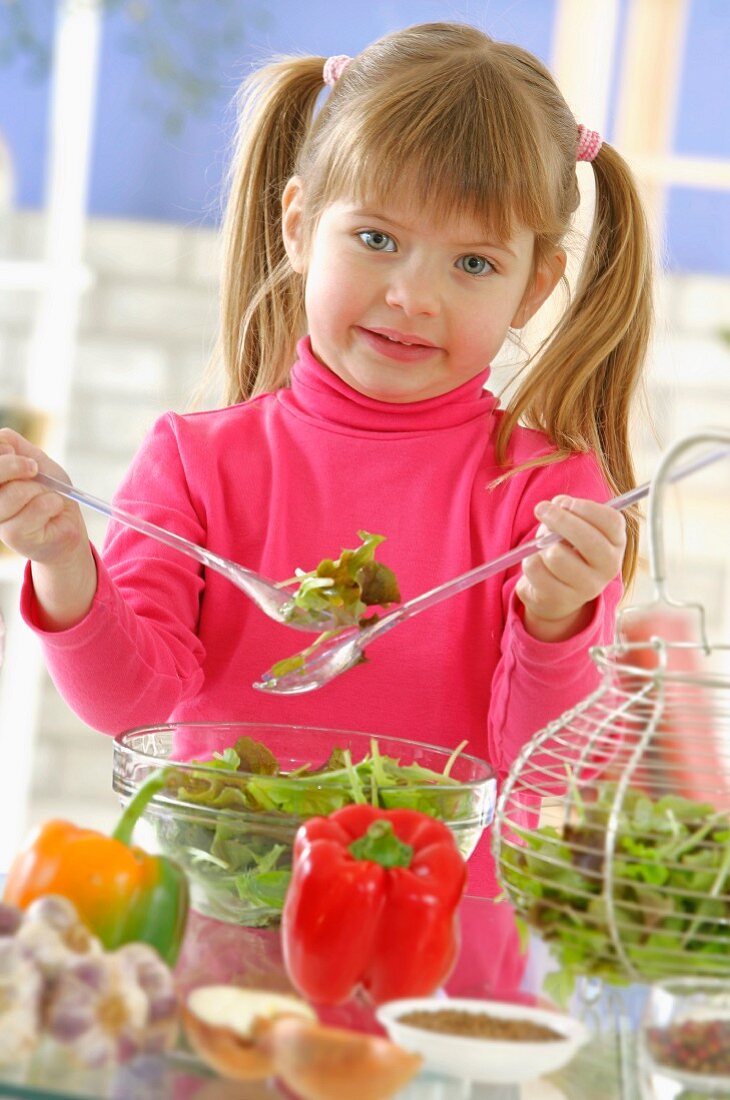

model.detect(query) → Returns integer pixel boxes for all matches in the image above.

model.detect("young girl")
[0,22,650,900]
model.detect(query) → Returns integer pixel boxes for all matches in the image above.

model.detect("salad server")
[254,442,730,695]
[33,472,334,632]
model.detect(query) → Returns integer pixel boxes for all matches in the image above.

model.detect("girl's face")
[282,179,565,403]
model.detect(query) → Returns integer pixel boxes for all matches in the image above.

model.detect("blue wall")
[1,0,728,273]
[666,0,730,273]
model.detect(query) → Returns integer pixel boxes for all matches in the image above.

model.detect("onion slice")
[255,1014,423,1100]
[183,986,315,1080]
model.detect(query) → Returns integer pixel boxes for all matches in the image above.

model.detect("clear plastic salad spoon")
[33,472,334,632]
[254,442,730,694]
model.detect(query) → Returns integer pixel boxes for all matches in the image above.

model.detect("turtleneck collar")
[276,337,497,436]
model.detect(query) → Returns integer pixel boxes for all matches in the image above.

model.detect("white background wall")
[0,210,221,834]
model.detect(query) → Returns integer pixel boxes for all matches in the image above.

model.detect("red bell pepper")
[281,804,467,1006]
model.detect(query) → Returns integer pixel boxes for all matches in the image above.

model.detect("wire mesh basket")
[493,430,730,989]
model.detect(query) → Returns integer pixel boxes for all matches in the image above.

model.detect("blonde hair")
[216,22,653,583]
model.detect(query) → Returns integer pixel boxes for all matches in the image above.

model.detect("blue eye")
[457,254,493,276]
[358,230,396,252]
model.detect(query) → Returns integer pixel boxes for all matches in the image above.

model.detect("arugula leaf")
[271,532,401,677]
[235,869,292,908]
[281,531,401,629]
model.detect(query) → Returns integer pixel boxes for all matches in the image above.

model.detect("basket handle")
[649,429,730,590]
[615,429,730,651]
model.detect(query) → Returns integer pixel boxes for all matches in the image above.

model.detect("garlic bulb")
[17,908,102,979]
[114,943,179,1054]
[0,938,43,1064]
[0,902,23,937]
[44,953,149,1068]
[24,895,85,935]
[44,944,179,1067]
[0,893,180,1068]
[0,901,23,938]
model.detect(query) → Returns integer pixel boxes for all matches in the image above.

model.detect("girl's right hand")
[0,428,97,629]
[0,428,86,563]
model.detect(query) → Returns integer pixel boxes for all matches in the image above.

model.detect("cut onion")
[182,986,315,1080]
[255,1014,423,1100]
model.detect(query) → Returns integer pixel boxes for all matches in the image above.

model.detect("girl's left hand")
[515,494,626,643]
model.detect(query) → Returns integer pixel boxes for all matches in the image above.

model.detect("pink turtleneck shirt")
[21,338,621,895]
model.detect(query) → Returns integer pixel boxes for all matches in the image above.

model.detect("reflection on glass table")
[0,896,633,1100]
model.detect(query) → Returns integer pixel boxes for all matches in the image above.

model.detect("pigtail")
[496,142,653,585]
[217,56,325,404]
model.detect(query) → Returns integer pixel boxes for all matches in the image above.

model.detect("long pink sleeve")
[21,545,206,729]
[486,454,623,780]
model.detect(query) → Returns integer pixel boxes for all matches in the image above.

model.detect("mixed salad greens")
[156,735,471,925]
[273,532,401,677]
[499,779,730,1002]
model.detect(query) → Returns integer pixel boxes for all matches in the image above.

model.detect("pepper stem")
[348,820,413,869]
[111,769,167,846]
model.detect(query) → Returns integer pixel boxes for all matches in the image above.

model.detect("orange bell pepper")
[3,773,188,965]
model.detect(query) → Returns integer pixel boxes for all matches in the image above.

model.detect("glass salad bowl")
[111,722,497,927]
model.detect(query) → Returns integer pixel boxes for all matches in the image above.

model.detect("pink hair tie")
[323,54,353,87]
[576,124,602,162]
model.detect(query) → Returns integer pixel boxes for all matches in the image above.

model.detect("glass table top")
[0,897,639,1100]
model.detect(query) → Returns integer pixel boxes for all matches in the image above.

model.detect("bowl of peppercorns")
[640,976,730,1095]
[376,996,589,1084]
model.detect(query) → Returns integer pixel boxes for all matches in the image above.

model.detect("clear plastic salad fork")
[33,472,333,632]
[254,442,730,694]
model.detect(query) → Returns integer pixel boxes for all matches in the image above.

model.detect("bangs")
[305,50,566,244]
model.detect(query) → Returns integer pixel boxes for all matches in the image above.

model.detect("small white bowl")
[376,996,589,1085]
